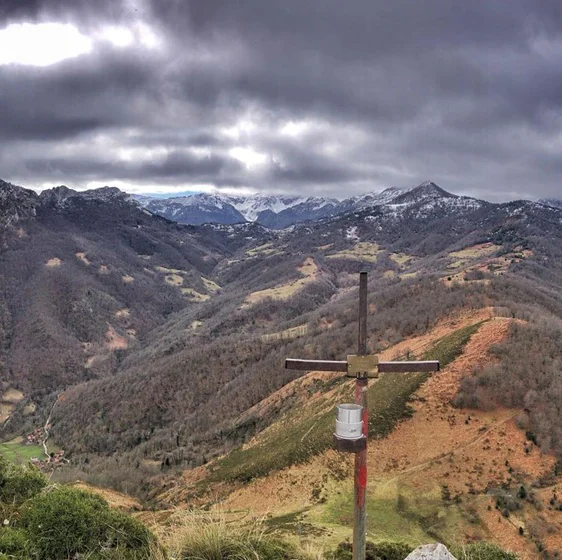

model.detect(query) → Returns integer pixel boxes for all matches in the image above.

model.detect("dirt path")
[42,393,61,457]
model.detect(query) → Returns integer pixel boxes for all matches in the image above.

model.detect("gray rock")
[404,543,457,560]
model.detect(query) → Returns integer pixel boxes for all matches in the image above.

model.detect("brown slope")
[163,314,562,557]
[160,308,493,506]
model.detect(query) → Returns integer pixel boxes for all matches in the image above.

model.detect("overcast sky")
[0,1,561,201]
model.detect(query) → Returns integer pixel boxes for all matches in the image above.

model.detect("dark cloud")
[0,47,164,141]
[1,1,562,199]
[24,148,242,181]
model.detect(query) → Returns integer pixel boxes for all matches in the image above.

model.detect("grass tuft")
[156,511,314,560]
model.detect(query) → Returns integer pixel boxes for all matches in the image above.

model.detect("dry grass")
[447,260,467,270]
[261,325,308,343]
[115,308,131,319]
[72,482,142,512]
[22,403,37,415]
[202,277,221,292]
[445,246,533,282]
[326,242,380,262]
[105,325,129,350]
[75,252,91,265]
[0,402,14,424]
[1,388,25,424]
[245,258,319,305]
[182,288,211,302]
[156,266,185,274]
[450,243,501,260]
[2,388,24,404]
[390,253,415,267]
[149,310,546,556]
[151,510,318,560]
[165,274,184,286]
[246,243,283,257]
[45,257,62,267]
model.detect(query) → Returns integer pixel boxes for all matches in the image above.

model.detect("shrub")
[19,486,155,560]
[179,525,296,560]
[0,456,46,506]
[332,540,414,560]
[452,542,519,560]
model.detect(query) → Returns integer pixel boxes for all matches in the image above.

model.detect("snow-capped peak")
[131,181,458,228]
[230,195,338,221]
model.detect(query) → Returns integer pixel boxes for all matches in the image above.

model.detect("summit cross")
[285,271,440,560]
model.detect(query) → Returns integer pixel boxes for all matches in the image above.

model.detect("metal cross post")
[285,271,440,560]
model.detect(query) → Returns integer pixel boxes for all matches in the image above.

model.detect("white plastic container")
[335,404,364,440]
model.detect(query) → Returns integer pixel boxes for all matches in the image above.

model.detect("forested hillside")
[0,181,260,426]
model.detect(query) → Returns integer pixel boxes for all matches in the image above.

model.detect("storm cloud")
[1,0,562,200]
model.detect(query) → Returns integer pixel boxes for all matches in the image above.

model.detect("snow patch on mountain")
[538,198,562,210]
[130,181,468,228]
[231,195,324,221]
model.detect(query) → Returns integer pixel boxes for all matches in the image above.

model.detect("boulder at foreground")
[405,543,457,560]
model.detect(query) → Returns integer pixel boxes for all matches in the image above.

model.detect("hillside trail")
[167,308,496,505]
[226,307,498,453]
[362,317,556,559]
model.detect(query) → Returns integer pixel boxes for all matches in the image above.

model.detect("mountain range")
[133,184,417,228]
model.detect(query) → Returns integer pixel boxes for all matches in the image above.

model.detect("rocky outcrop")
[0,179,39,227]
[405,543,457,560]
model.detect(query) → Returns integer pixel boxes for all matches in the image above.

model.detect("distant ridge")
[538,198,562,210]
[0,179,470,229]
[133,182,462,228]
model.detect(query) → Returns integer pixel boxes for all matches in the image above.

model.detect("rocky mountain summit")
[0,179,39,227]
[39,185,129,208]
[0,181,137,227]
